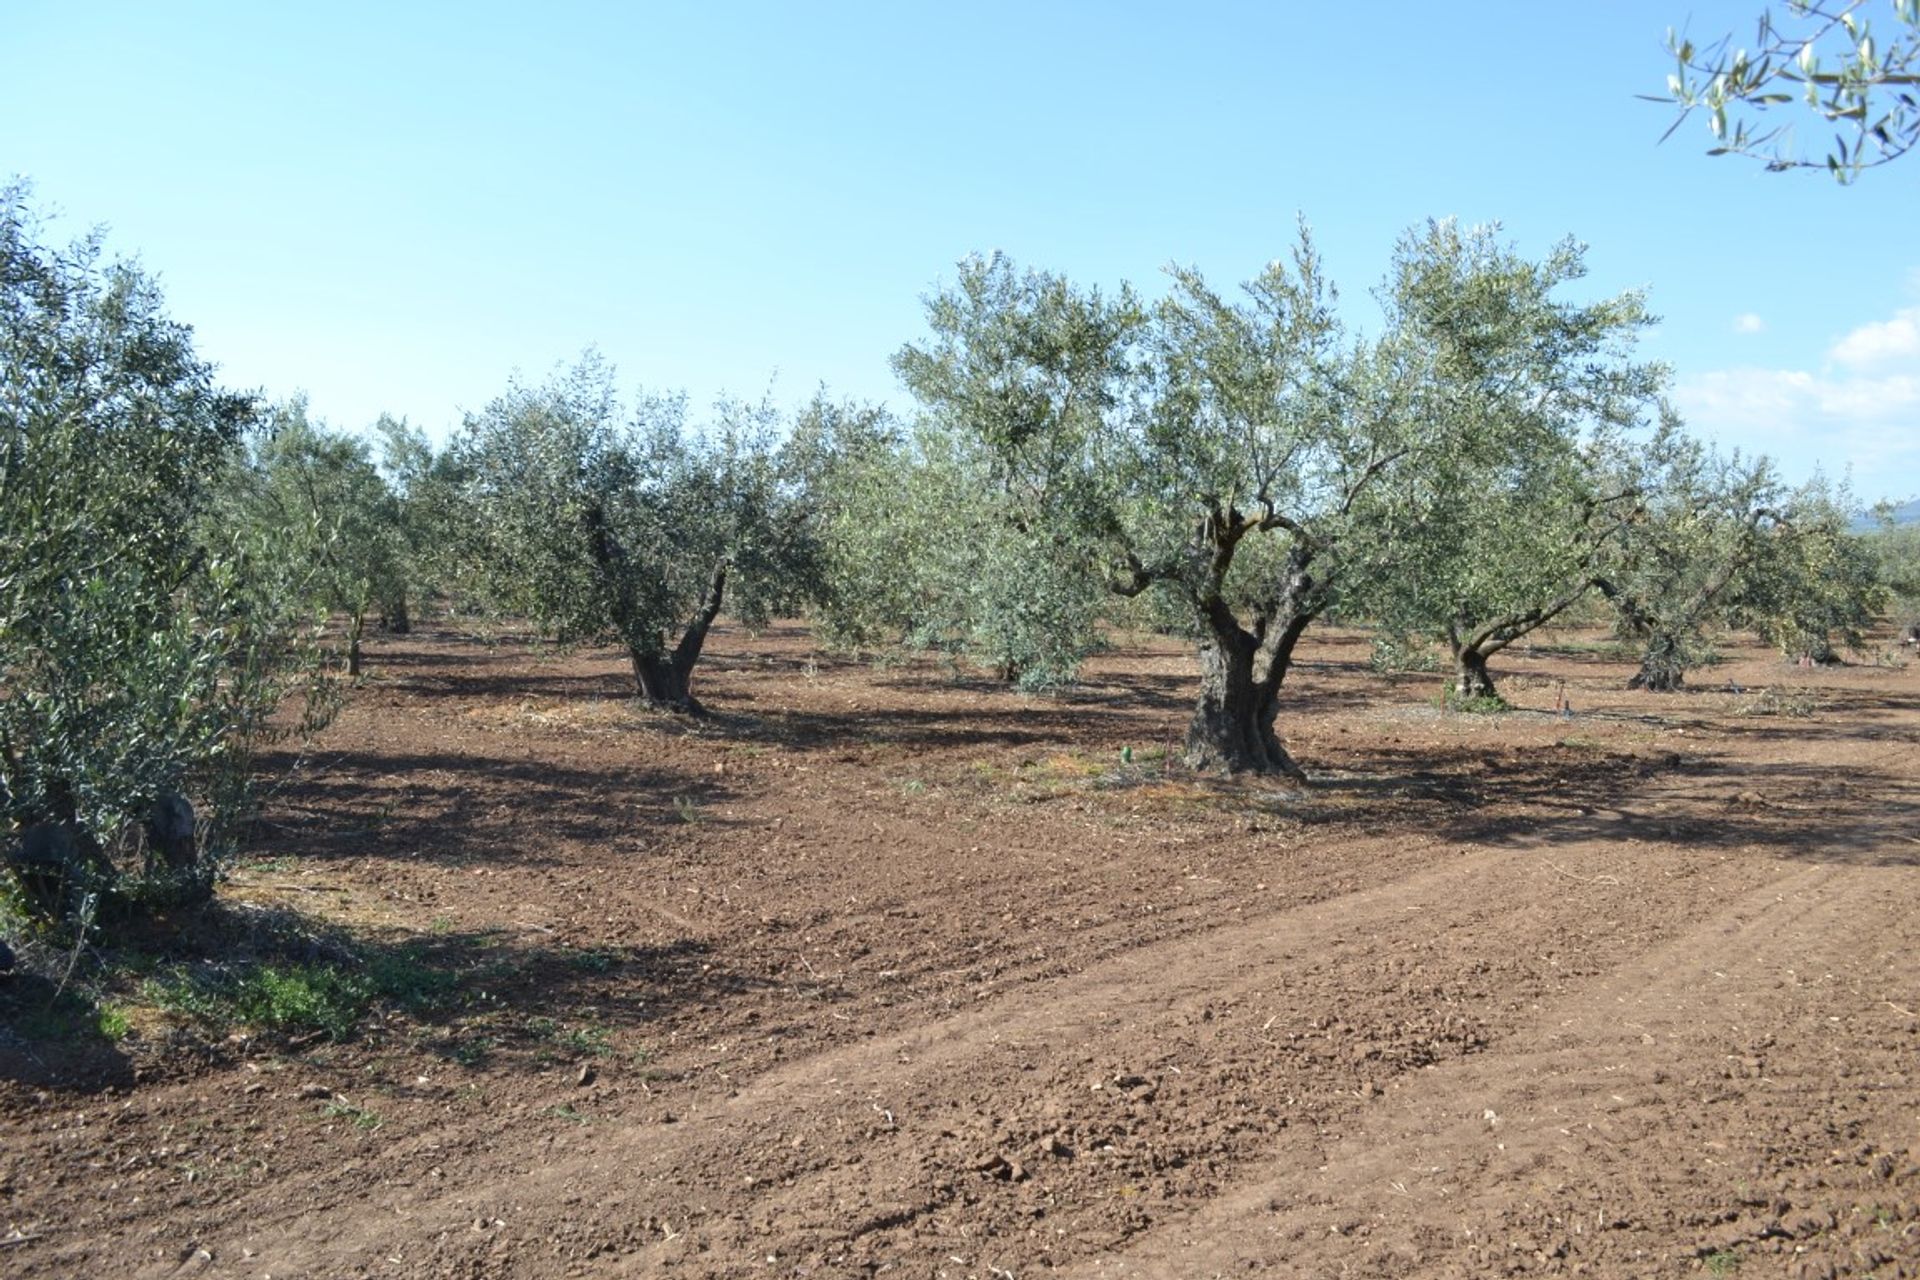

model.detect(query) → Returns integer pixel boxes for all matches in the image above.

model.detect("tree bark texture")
[624,561,728,716]
[380,591,411,635]
[1180,544,1316,779]
[1449,647,1498,701]
[630,648,703,715]
[1184,629,1303,777]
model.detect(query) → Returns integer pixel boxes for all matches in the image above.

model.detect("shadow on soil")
[0,974,137,1092]
[250,749,742,869]
[0,897,775,1095]
[1312,740,1920,868]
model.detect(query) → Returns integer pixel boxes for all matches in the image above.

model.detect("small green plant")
[361,948,459,1014]
[671,795,704,824]
[1437,690,1510,715]
[226,964,371,1040]
[543,1103,589,1125]
[451,1034,499,1068]
[9,988,104,1043]
[1703,1247,1741,1275]
[1735,687,1819,719]
[95,1003,131,1041]
[561,947,619,974]
[147,946,458,1042]
[1369,632,1441,673]
[322,1099,382,1131]
[562,1025,613,1057]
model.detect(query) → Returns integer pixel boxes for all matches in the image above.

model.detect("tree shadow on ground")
[0,973,135,1091]
[249,749,743,869]
[0,896,787,1096]
[1306,741,1920,868]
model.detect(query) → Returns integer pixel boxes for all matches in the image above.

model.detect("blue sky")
[7,2,1916,502]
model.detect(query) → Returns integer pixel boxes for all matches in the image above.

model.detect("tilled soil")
[2,624,1917,1279]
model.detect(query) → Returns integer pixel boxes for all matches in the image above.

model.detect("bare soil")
[3,624,1918,1279]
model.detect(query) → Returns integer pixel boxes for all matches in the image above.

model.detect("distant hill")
[1857,497,1920,531]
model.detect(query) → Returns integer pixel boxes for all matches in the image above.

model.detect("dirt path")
[4,625,1917,1279]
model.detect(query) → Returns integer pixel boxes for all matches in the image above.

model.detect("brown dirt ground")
[2,623,1918,1280]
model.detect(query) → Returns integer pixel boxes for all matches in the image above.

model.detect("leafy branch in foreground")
[1654,0,1920,180]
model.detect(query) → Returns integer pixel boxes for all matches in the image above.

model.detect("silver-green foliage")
[1657,0,1920,180]
[1730,477,1888,660]
[807,400,1108,691]
[1355,223,1669,701]
[451,356,817,710]
[843,256,1133,691]
[1867,508,1920,630]
[0,187,317,917]
[895,234,1429,773]
[1593,443,1787,690]
[224,398,409,675]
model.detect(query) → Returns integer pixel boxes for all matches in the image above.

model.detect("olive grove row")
[4,184,1912,928]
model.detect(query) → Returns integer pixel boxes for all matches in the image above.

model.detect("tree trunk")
[1627,631,1686,691]
[630,648,704,715]
[1184,633,1302,777]
[1450,647,1498,701]
[347,608,365,678]
[380,591,410,635]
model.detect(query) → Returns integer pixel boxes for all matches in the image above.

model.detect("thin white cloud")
[1675,369,1919,497]
[1733,312,1765,334]
[1829,305,1920,368]
[1675,297,1920,500]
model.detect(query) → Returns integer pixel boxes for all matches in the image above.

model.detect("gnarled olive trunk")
[624,561,728,716]
[1180,551,1317,778]
[586,497,728,717]
[1185,629,1301,777]
[1112,505,1326,780]
[1449,646,1498,701]
[380,591,411,635]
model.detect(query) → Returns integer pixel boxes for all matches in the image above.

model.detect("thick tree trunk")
[1184,633,1302,777]
[1449,647,1498,701]
[1627,631,1687,691]
[630,648,704,715]
[347,609,365,678]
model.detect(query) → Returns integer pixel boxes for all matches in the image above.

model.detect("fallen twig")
[1542,859,1620,886]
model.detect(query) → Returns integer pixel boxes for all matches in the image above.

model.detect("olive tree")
[1,187,308,923]
[1656,0,1920,180]
[453,356,816,713]
[227,398,408,676]
[1350,225,1668,705]
[1592,444,1787,691]
[1867,506,1920,635]
[898,236,1434,775]
[884,259,1136,689]
[1731,478,1888,660]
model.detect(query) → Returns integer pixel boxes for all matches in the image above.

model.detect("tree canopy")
[450,357,819,713]
[1,185,313,921]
